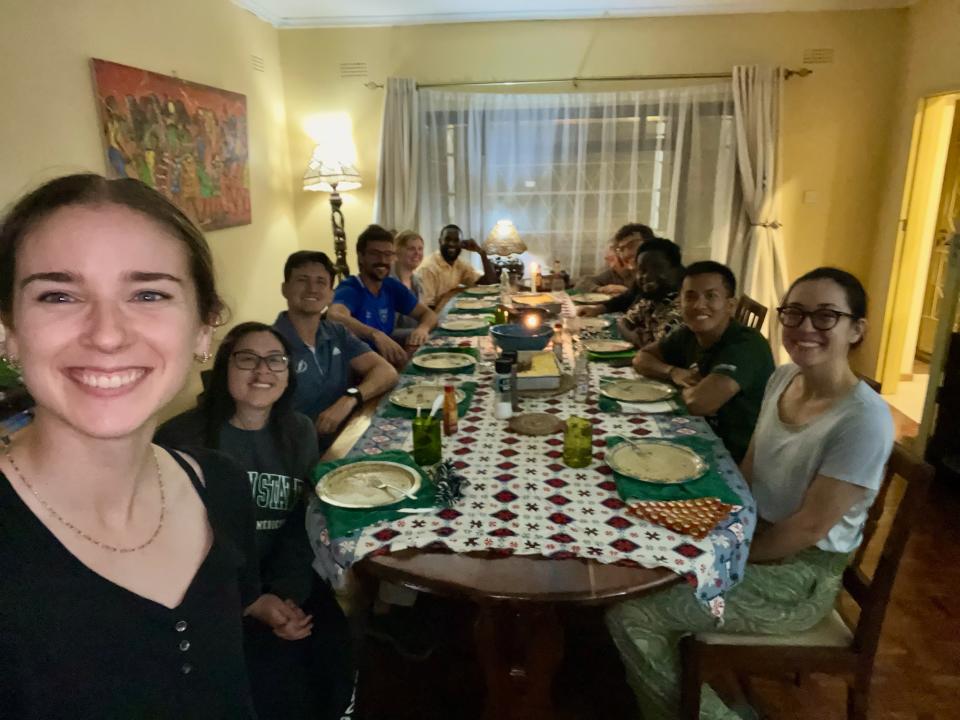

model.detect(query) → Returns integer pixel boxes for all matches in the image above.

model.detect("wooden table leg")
[474,602,566,720]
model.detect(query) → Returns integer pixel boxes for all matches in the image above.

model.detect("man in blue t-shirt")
[329,224,438,368]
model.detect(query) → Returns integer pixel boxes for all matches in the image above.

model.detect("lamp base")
[491,255,525,281]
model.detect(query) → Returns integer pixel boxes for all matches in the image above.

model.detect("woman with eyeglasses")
[156,322,354,720]
[606,267,893,720]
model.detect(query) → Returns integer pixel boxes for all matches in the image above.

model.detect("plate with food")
[390,383,466,410]
[464,285,500,295]
[583,339,634,354]
[572,293,611,304]
[605,440,708,485]
[316,461,421,508]
[454,297,497,311]
[600,378,676,403]
[576,316,611,332]
[511,292,558,306]
[440,317,489,332]
[411,352,477,371]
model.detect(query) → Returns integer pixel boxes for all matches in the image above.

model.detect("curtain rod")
[364,68,811,90]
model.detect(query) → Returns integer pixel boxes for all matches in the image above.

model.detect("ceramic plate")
[440,317,489,332]
[464,285,500,295]
[601,378,676,403]
[583,339,634,354]
[390,383,466,410]
[316,461,421,509]
[512,292,558,306]
[455,298,497,310]
[412,352,477,371]
[576,317,611,331]
[605,441,707,485]
[572,293,611,304]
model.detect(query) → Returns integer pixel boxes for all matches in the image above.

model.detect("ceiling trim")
[233,0,913,29]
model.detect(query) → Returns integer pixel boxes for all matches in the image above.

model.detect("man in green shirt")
[633,261,774,463]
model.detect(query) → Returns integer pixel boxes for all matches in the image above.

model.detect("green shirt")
[659,320,774,463]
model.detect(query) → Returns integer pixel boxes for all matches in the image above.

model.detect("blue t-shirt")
[272,313,371,421]
[332,275,418,336]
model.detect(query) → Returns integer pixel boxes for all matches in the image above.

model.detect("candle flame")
[530,262,539,273]
[523,313,541,330]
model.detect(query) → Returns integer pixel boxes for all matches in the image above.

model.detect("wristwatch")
[345,387,363,406]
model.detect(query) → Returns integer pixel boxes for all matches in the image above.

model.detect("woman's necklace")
[3,444,166,554]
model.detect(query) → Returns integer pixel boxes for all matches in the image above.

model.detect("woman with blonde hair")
[390,229,425,342]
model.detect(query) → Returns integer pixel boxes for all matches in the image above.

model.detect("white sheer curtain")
[729,66,788,356]
[415,84,737,275]
[374,78,420,232]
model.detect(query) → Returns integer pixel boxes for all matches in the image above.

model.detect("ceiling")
[234,0,914,28]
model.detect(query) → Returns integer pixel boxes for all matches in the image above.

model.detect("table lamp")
[483,219,527,280]
[303,149,362,281]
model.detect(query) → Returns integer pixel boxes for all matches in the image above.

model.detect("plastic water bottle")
[573,350,590,403]
[494,358,513,420]
[499,268,511,306]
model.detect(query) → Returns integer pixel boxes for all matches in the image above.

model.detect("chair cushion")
[695,610,853,648]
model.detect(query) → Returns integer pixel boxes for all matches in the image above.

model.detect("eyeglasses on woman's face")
[230,350,289,372]
[776,305,857,331]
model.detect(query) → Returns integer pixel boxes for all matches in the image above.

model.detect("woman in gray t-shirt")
[606,268,893,720]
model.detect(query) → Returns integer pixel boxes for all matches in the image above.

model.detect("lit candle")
[530,262,540,292]
[523,312,541,330]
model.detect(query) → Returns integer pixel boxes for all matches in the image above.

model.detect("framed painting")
[90,58,251,231]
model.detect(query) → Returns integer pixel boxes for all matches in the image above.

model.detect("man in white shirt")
[415,224,497,307]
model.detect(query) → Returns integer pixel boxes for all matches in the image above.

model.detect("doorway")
[878,92,960,430]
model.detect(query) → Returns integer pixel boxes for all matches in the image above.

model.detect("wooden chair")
[735,295,768,331]
[679,443,933,720]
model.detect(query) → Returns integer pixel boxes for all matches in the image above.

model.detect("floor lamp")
[302,151,362,282]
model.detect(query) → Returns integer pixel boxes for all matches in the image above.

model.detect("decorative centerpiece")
[483,219,527,280]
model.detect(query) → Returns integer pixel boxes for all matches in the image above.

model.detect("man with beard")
[633,261,774,463]
[578,237,684,348]
[416,224,497,308]
[329,224,438,369]
[575,223,656,295]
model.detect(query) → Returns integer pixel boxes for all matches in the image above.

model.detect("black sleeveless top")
[0,447,260,719]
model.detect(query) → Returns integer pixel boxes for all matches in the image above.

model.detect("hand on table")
[371,330,408,367]
[669,366,702,388]
[597,284,628,296]
[315,396,356,435]
[406,326,430,348]
[246,594,314,640]
[577,304,604,317]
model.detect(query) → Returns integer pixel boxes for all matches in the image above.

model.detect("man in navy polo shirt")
[329,224,438,369]
[273,251,397,448]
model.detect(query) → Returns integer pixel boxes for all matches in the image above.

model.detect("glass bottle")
[442,384,458,436]
[573,348,590,403]
[494,358,513,420]
[550,260,565,292]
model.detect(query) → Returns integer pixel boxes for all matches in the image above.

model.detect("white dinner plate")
[440,318,489,332]
[601,378,676,403]
[464,286,500,295]
[390,383,466,410]
[455,298,497,311]
[583,339,634,354]
[572,293,611,304]
[605,441,707,485]
[411,352,477,371]
[317,461,421,508]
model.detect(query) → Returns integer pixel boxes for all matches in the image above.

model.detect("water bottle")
[573,349,590,403]
[499,268,511,306]
[494,358,513,420]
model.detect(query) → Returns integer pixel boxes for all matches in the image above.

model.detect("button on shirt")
[332,275,418,336]
[415,251,483,307]
[273,312,372,421]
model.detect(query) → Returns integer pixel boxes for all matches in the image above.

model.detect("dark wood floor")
[354,411,960,719]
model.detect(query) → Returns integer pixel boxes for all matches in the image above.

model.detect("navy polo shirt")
[272,312,372,421]
[332,275,418,336]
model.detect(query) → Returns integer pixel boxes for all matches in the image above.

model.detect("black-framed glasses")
[231,350,289,372]
[776,306,858,330]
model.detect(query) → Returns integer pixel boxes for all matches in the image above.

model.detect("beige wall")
[279,10,907,371]
[0,0,299,413]
[867,0,960,380]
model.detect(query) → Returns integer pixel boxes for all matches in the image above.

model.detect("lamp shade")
[302,148,362,192]
[483,219,527,256]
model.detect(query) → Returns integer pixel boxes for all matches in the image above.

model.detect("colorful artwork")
[91,58,250,231]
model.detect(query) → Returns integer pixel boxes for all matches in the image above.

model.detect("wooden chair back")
[845,443,932,664]
[735,295,768,331]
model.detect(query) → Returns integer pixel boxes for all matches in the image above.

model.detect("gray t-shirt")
[752,364,894,554]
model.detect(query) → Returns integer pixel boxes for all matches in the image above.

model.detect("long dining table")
[308,288,756,720]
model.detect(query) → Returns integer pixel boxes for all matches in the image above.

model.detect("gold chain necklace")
[3,444,166,553]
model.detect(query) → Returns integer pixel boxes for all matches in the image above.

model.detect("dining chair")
[735,295,768,332]
[679,443,933,720]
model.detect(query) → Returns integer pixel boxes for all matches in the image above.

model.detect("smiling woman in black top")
[0,174,258,718]
[157,321,354,720]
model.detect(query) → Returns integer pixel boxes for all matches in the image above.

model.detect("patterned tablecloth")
[307,294,756,617]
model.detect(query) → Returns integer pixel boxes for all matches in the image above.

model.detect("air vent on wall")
[339,62,368,79]
[802,48,834,64]
[251,55,265,72]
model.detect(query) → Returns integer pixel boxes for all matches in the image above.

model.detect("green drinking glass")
[412,416,442,466]
[563,416,594,468]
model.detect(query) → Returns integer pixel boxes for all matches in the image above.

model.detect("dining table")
[306,288,756,720]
